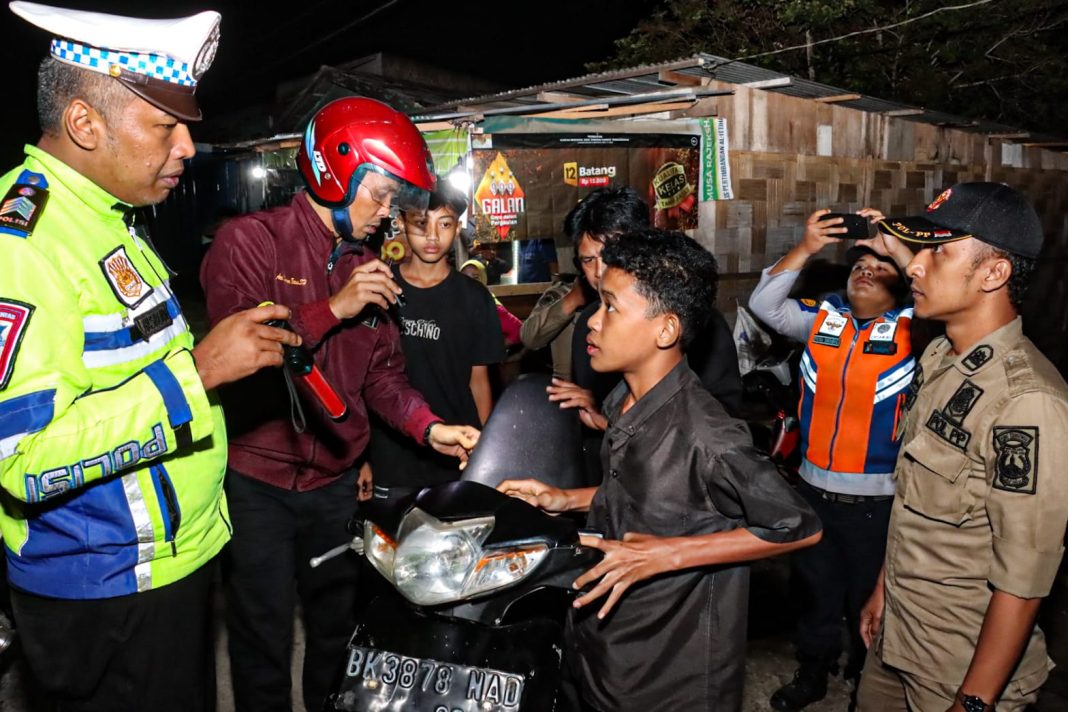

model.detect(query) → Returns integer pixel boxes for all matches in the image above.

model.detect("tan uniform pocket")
[1002,666,1048,710]
[899,433,973,525]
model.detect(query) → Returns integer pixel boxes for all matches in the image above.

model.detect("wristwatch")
[423,420,443,445]
[956,690,994,712]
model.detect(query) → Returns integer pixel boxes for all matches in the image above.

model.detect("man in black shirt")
[499,230,822,711]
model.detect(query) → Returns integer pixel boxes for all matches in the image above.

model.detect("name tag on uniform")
[814,313,847,347]
[869,321,897,342]
[863,320,898,354]
[133,302,173,341]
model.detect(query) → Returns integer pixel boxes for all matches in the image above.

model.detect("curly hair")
[600,229,718,349]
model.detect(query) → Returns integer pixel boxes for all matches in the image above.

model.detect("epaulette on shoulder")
[0,170,49,239]
[1003,346,1039,395]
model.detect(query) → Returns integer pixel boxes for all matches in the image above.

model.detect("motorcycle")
[318,374,600,712]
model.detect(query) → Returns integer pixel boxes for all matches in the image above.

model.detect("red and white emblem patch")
[927,188,952,212]
[0,299,34,390]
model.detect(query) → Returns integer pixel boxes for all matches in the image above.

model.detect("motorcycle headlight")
[368,508,550,606]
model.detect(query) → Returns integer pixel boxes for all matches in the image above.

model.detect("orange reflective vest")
[798,295,915,475]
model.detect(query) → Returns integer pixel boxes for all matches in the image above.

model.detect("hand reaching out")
[547,378,608,431]
[496,478,571,513]
[426,423,480,463]
[572,532,668,619]
[194,303,302,391]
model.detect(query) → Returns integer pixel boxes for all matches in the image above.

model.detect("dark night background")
[6,0,1068,161]
[0,0,659,165]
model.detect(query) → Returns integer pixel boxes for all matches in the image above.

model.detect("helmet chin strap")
[327,208,364,275]
[331,208,357,243]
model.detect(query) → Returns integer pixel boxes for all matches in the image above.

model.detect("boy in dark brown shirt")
[499,229,822,711]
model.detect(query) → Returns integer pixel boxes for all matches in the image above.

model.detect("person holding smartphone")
[749,208,915,711]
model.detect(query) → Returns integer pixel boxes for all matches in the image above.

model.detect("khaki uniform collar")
[24,144,131,218]
[941,316,1023,377]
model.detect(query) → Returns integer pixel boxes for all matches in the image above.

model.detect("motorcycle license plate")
[335,645,524,712]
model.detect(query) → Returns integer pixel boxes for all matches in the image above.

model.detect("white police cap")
[10,1,221,121]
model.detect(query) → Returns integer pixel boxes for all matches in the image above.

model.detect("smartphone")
[819,212,875,240]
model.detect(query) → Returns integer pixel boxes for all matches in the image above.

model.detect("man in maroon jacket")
[200,98,479,712]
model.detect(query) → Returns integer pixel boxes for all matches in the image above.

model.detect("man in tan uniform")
[856,182,1068,712]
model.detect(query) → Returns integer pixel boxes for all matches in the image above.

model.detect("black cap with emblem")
[878,182,1044,260]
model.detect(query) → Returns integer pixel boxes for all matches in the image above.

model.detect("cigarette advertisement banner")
[470,132,701,243]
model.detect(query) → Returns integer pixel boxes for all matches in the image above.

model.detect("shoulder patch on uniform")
[0,299,34,390]
[537,289,563,308]
[100,246,153,308]
[0,174,49,239]
[992,426,1038,494]
[799,298,818,309]
[962,345,993,371]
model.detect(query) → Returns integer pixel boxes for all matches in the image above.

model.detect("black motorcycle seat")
[461,374,585,491]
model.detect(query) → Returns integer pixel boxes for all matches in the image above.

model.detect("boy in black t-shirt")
[368,187,504,490]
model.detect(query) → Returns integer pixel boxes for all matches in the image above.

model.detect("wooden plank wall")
[687,81,1068,369]
[701,152,992,272]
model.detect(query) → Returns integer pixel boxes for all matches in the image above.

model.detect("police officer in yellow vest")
[0,3,299,709]
[856,182,1068,712]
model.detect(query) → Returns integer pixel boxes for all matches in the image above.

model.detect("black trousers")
[792,481,892,676]
[11,559,217,712]
[224,469,361,712]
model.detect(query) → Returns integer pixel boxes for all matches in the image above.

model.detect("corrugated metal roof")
[414,52,1063,145]
[415,56,711,114]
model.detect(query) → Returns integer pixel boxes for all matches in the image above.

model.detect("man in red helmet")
[200,97,480,712]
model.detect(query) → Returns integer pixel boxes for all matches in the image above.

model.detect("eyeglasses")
[358,177,400,210]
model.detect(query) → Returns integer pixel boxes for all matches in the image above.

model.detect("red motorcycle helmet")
[297,97,435,215]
